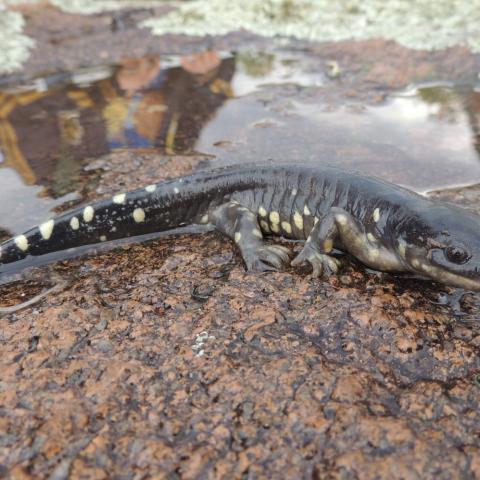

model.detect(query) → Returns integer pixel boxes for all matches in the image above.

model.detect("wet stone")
[0,5,480,478]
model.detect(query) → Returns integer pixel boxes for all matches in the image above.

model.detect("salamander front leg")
[210,201,291,271]
[292,207,404,277]
[291,209,342,277]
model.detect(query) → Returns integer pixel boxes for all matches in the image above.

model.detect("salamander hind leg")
[210,201,291,271]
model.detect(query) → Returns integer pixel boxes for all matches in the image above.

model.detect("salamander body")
[1,164,480,291]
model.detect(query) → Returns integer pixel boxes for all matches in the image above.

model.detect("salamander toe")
[291,248,341,278]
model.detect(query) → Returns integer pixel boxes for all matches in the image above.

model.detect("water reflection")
[0,52,238,235]
[1,50,480,236]
[0,52,235,193]
[199,82,480,193]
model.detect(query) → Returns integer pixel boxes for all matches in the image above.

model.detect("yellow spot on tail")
[70,216,80,230]
[100,235,107,242]
[145,185,156,193]
[271,223,280,233]
[281,221,292,234]
[336,214,348,226]
[293,211,303,230]
[200,214,209,224]
[83,206,94,222]
[234,232,242,243]
[39,219,54,240]
[252,228,262,238]
[373,208,380,222]
[258,206,267,217]
[323,239,333,252]
[112,193,126,204]
[304,205,311,216]
[269,211,280,224]
[15,235,28,252]
[133,208,145,223]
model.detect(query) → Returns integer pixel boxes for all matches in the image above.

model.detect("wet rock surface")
[1,152,480,479]
[1,4,480,479]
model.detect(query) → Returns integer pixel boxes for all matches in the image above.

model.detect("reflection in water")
[0,52,235,194]
[199,82,480,193]
[1,50,480,236]
[0,52,237,235]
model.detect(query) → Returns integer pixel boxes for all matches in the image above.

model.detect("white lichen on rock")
[0,0,164,74]
[0,5,35,74]
[141,0,480,53]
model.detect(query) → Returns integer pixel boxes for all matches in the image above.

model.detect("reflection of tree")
[0,53,236,195]
[418,85,480,157]
[459,87,480,156]
[152,58,235,152]
[236,51,275,77]
[417,86,460,123]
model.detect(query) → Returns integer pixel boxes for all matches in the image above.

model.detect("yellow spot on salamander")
[15,235,28,252]
[367,233,376,243]
[173,187,180,194]
[269,211,280,224]
[304,205,311,216]
[336,214,348,226]
[373,208,380,222]
[83,206,94,223]
[258,206,267,217]
[234,232,242,243]
[323,239,333,252]
[293,211,303,230]
[100,235,107,242]
[133,208,145,223]
[70,216,80,230]
[252,228,262,238]
[113,193,126,204]
[39,219,54,240]
[271,223,280,233]
[145,185,156,193]
[281,221,292,234]
[200,214,209,224]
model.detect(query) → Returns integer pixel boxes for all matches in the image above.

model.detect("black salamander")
[1,164,480,291]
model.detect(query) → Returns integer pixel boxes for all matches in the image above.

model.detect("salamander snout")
[399,205,480,291]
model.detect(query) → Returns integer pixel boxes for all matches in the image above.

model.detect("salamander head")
[398,204,480,291]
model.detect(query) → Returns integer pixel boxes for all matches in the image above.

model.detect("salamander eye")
[444,246,470,264]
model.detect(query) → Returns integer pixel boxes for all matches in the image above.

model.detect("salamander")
[1,164,480,291]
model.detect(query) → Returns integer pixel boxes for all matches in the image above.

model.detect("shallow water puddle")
[200,82,480,193]
[0,50,479,236]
